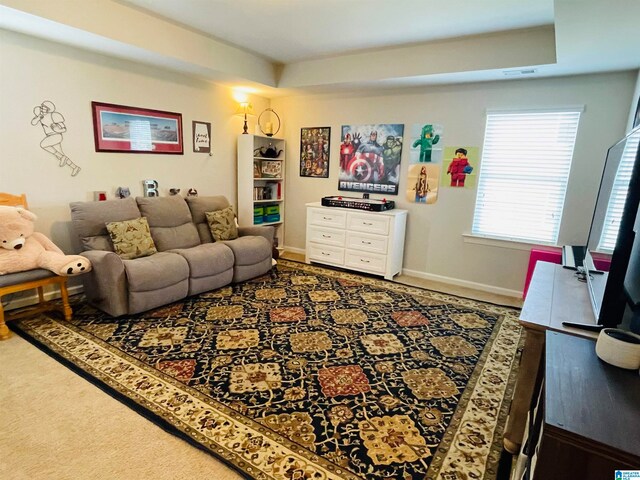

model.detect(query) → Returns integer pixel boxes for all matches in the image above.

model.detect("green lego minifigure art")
[412,124,440,163]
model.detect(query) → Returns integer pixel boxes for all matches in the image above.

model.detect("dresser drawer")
[308,244,345,265]
[346,231,388,254]
[308,208,347,228]
[345,250,386,274]
[346,212,390,235]
[308,226,346,247]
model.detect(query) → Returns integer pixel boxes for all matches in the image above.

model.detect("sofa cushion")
[136,196,200,251]
[205,206,238,241]
[123,252,189,292]
[106,217,158,260]
[169,243,234,279]
[186,195,231,243]
[70,197,140,251]
[223,236,271,266]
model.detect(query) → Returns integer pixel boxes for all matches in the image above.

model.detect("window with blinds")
[597,128,640,252]
[472,109,582,244]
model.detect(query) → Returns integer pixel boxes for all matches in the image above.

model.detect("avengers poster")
[338,124,404,195]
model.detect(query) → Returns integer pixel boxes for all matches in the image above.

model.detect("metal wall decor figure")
[30,101,81,176]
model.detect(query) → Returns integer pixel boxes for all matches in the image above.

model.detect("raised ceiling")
[122,0,555,63]
[0,0,638,97]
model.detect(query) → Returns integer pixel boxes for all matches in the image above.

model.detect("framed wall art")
[91,102,183,154]
[192,120,211,153]
[300,126,330,177]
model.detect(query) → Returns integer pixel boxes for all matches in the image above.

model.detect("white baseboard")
[4,285,84,311]
[281,247,521,298]
[283,246,305,255]
[401,268,522,298]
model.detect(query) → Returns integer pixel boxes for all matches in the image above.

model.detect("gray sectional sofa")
[69,195,273,316]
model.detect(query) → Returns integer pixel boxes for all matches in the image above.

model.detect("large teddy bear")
[0,205,91,276]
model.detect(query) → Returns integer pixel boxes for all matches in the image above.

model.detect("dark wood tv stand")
[525,331,640,478]
[504,262,640,478]
[503,261,601,453]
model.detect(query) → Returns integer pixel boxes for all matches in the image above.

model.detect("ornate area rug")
[12,260,522,480]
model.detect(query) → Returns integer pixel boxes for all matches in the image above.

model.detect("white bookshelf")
[237,134,285,250]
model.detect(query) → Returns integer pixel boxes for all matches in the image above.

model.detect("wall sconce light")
[235,101,255,134]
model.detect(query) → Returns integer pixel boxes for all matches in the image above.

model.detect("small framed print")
[91,102,183,154]
[192,121,211,153]
[300,126,330,177]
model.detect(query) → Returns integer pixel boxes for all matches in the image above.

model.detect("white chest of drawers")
[305,202,407,280]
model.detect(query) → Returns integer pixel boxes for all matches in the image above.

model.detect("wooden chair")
[0,193,72,340]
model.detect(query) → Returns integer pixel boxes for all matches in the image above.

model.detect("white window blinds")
[597,128,640,252]
[472,109,582,244]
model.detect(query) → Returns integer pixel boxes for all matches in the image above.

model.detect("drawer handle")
[321,252,331,256]
[360,259,370,263]
[362,222,373,226]
[322,234,332,238]
[361,241,372,245]
[323,216,332,220]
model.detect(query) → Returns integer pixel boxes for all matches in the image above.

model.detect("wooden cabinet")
[304,202,407,280]
[515,331,640,479]
[237,134,285,250]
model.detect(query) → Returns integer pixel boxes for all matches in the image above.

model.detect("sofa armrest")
[80,250,129,317]
[238,225,275,244]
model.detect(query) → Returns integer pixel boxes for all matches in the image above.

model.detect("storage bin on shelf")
[254,206,264,224]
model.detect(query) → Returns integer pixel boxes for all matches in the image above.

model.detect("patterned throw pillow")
[205,206,239,241]
[105,217,158,259]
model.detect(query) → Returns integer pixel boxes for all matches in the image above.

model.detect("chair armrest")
[80,250,129,317]
[238,225,275,244]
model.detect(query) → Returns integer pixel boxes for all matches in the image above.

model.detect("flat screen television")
[583,126,640,331]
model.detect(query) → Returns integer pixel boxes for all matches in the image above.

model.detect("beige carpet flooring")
[1,254,521,480]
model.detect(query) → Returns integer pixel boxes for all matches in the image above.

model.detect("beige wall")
[1,26,636,297]
[0,28,269,254]
[273,71,636,295]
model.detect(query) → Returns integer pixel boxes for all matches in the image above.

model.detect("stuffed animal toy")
[0,205,91,276]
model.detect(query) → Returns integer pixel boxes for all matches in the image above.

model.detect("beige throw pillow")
[206,206,238,241]
[106,217,158,259]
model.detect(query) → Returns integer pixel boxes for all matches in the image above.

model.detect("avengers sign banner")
[339,124,404,195]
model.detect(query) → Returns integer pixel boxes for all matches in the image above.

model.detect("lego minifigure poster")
[338,124,404,195]
[410,123,443,164]
[406,163,440,204]
[300,127,330,178]
[441,146,479,188]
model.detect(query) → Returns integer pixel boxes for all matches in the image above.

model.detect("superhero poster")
[338,124,404,195]
[300,127,330,178]
[441,146,479,188]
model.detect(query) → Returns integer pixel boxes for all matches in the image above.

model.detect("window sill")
[462,233,557,251]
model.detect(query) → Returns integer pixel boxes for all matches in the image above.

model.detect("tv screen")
[585,127,640,327]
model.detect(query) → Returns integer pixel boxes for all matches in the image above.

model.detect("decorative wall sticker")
[410,123,443,164]
[441,146,479,188]
[406,163,440,204]
[30,101,81,176]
